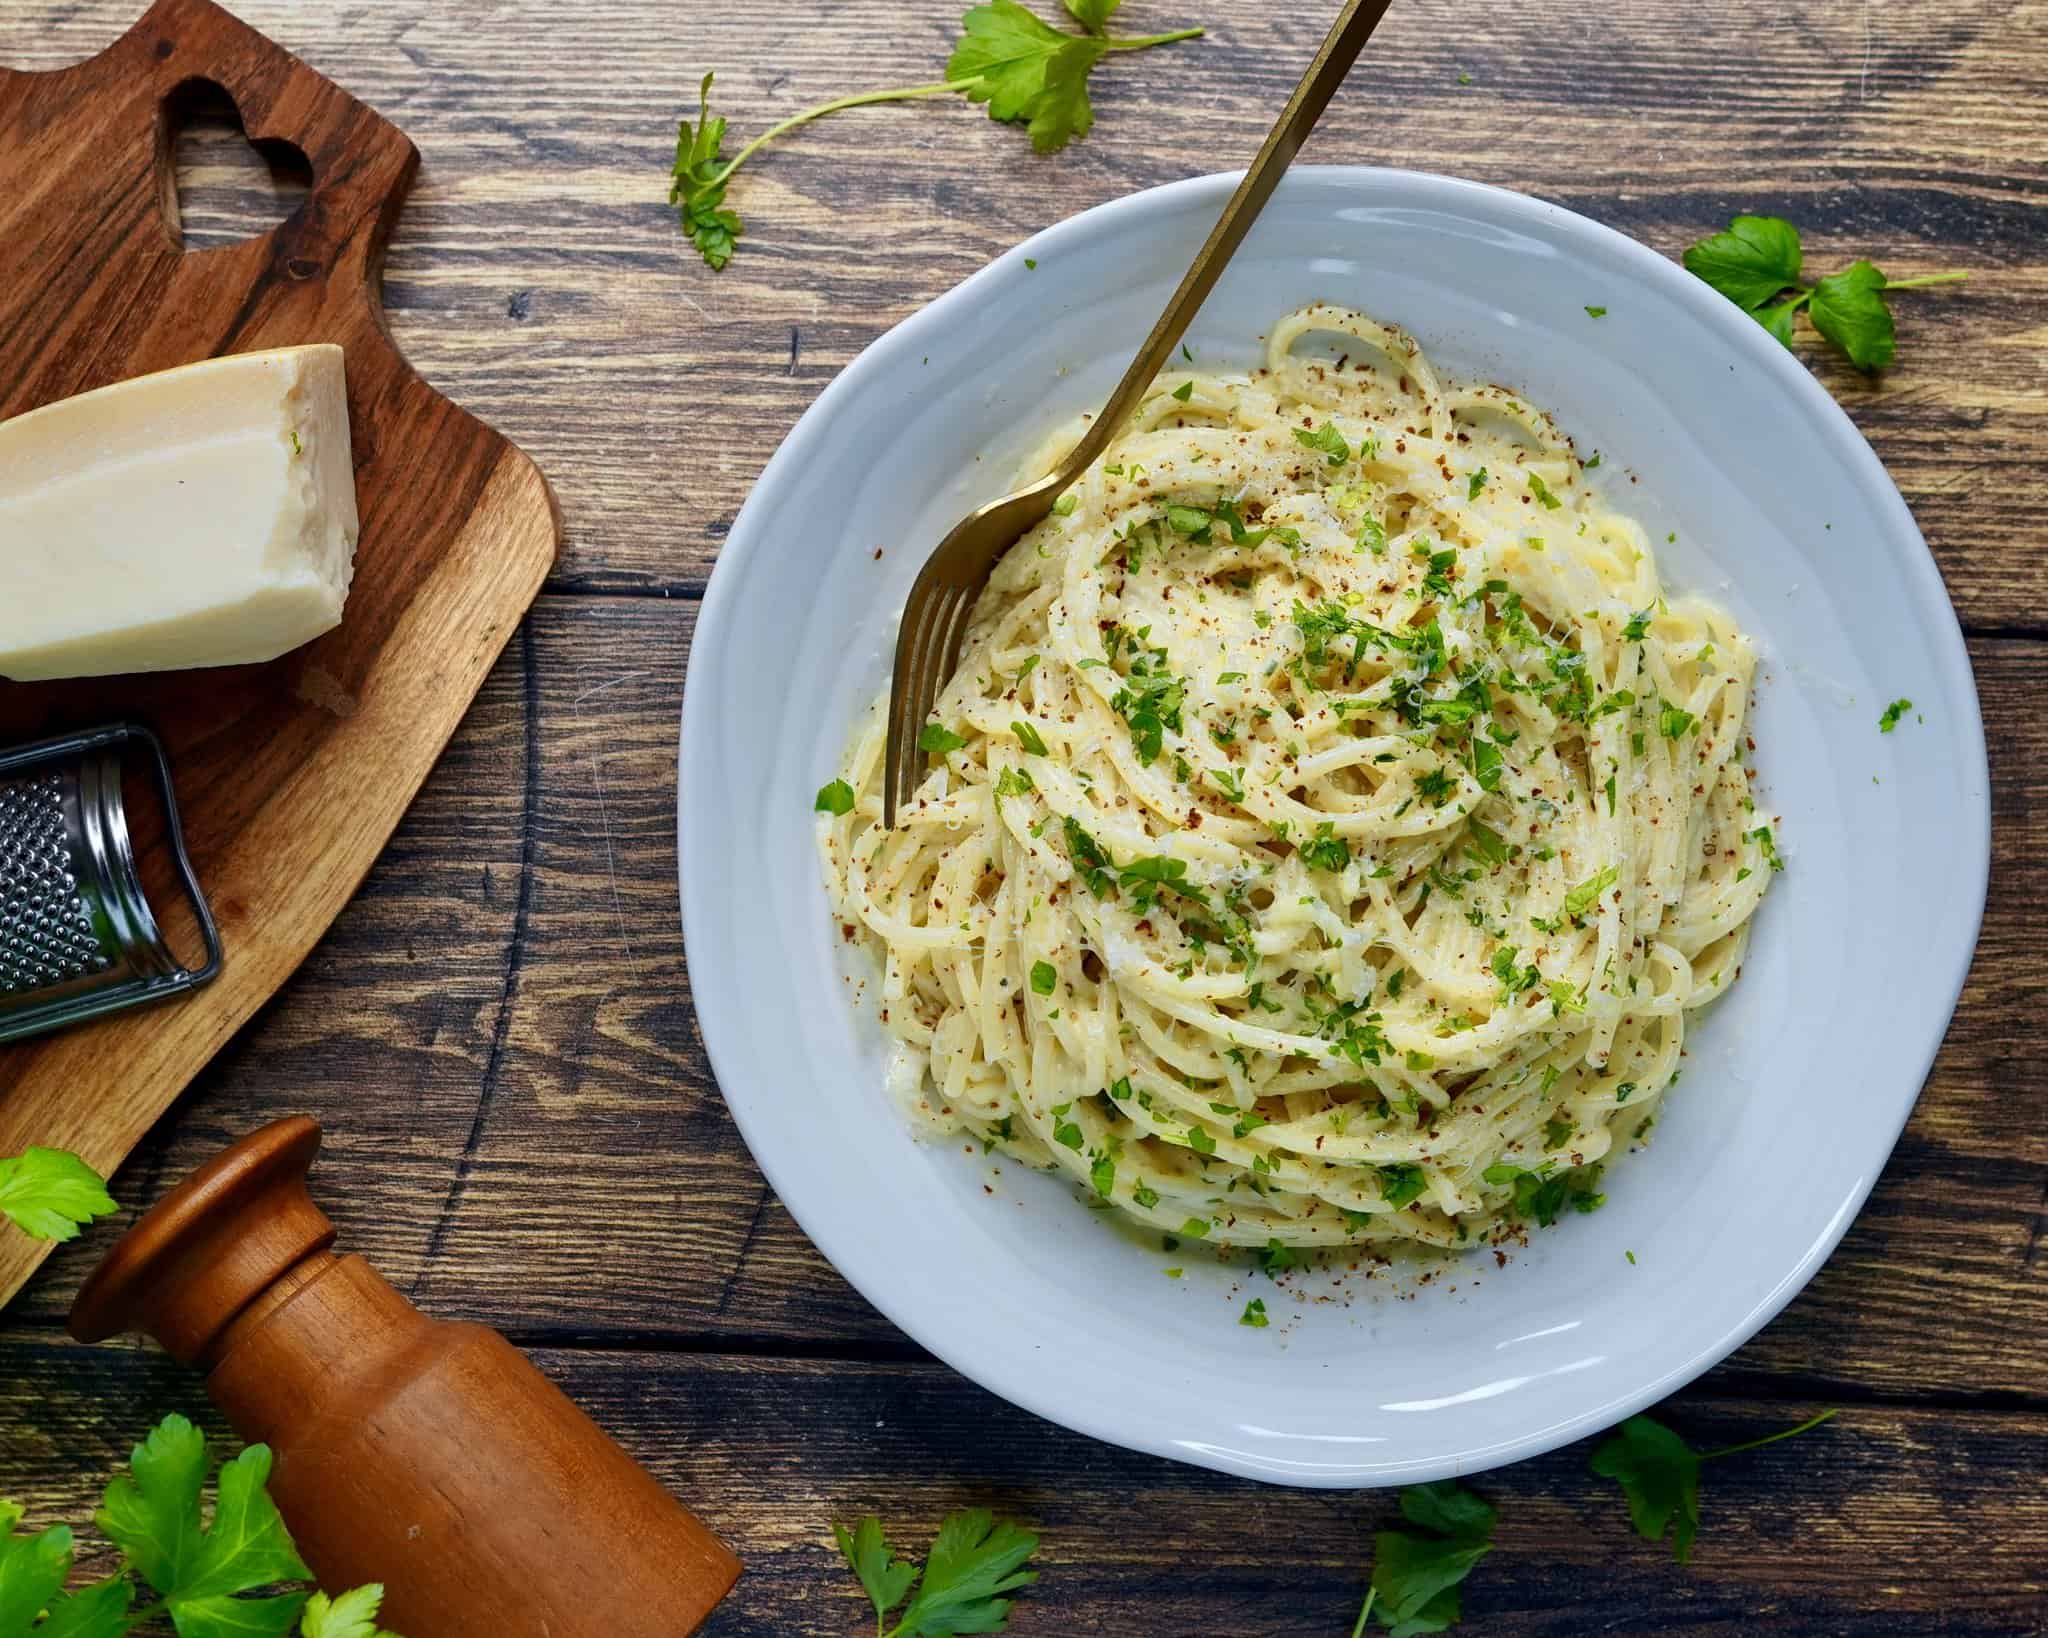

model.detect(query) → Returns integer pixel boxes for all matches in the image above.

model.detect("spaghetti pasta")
[818,303,1778,1254]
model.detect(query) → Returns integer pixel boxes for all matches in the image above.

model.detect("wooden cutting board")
[0,0,560,1308]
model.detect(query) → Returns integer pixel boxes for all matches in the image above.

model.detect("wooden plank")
[3,1,2041,623]
[10,597,2042,1406]
[2,1332,2043,1635]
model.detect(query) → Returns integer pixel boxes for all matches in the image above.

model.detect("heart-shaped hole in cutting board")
[162,78,311,252]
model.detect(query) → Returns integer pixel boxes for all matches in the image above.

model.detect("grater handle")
[137,724,224,990]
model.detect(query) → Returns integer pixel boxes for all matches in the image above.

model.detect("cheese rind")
[0,345,359,681]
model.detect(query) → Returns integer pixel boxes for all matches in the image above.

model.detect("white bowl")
[678,168,1989,1487]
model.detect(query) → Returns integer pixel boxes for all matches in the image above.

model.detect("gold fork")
[881,0,1400,826]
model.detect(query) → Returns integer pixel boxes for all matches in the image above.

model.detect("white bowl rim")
[678,165,1991,1486]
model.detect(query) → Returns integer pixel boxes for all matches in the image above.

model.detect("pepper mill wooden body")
[69,1117,741,1638]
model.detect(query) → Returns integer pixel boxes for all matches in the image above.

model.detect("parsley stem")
[711,79,973,189]
[1105,25,1207,49]
[1882,271,1969,290]
[1350,1584,1378,1637]
[1699,1406,1838,1462]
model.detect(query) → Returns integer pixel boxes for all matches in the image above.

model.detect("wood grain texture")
[4,1333,2044,1635]
[0,0,560,1308]
[6,0,2038,622]
[1,1,2043,1632]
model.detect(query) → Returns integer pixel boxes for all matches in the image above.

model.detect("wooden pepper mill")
[69,1117,741,1637]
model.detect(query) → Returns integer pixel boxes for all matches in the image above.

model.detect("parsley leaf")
[1808,260,1896,371]
[919,722,967,755]
[1011,720,1048,756]
[835,1516,920,1626]
[1589,1408,1837,1564]
[0,1506,131,1638]
[299,1584,404,1638]
[1467,467,1487,501]
[97,1416,313,1634]
[815,779,856,816]
[1064,0,1119,29]
[1240,1297,1270,1328]
[1526,472,1563,510]
[1878,697,1913,732]
[837,1508,1040,1637]
[0,1147,115,1242]
[1029,960,1057,996]
[1359,1481,1497,1637]
[1682,214,1804,311]
[675,7,1201,268]
[1589,1415,1700,1564]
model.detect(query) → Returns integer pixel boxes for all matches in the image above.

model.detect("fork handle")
[1053,0,1399,484]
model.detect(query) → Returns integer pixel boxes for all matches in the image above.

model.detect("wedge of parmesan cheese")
[0,345,359,681]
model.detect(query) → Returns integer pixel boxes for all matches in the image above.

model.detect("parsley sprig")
[1355,1480,1497,1636]
[1682,215,1964,370]
[0,1146,115,1242]
[1,1413,400,1638]
[672,1,1203,268]
[1590,1408,1839,1562]
[834,1508,1040,1636]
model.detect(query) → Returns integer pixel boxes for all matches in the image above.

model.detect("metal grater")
[0,724,221,1043]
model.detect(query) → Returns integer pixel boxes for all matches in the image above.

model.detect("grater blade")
[0,769,112,994]
[0,724,221,1043]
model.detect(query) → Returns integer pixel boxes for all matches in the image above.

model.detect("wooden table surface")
[3,1,2044,1632]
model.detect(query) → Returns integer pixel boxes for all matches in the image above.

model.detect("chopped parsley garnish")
[1293,421,1351,465]
[1657,699,1696,739]
[1063,817,1118,897]
[1746,824,1784,871]
[1564,864,1620,921]
[1416,766,1458,808]
[1210,766,1246,804]
[1622,606,1653,641]
[1491,945,1541,1002]
[1108,638,1187,764]
[1240,1297,1270,1328]
[1467,466,1488,500]
[1526,472,1564,510]
[1171,379,1195,402]
[1378,1163,1427,1208]
[1299,822,1351,873]
[1585,304,1608,317]
[919,721,967,755]
[1012,719,1049,755]
[1878,697,1913,732]
[1481,1159,1604,1225]
[815,779,855,815]
[1029,960,1057,996]
[1463,820,1510,868]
